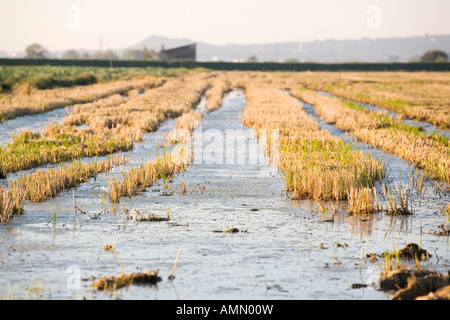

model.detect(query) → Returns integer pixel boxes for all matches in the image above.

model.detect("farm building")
[160,44,196,62]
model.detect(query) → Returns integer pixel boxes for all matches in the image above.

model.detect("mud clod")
[416,285,450,300]
[380,268,450,300]
[382,243,431,260]
[92,270,161,291]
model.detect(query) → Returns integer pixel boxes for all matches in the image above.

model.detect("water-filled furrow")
[316,90,450,138]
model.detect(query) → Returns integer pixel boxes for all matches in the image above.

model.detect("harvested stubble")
[381,183,413,215]
[347,187,380,214]
[10,154,128,203]
[92,270,161,291]
[165,111,203,144]
[175,111,203,132]
[61,94,126,127]
[0,77,163,123]
[288,86,450,184]
[0,124,135,175]
[205,74,232,112]
[64,74,209,134]
[0,184,24,222]
[164,74,232,143]
[135,212,170,222]
[164,128,192,145]
[297,72,450,130]
[108,145,192,203]
[241,81,385,210]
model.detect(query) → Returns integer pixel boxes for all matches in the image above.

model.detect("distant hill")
[127,34,450,63]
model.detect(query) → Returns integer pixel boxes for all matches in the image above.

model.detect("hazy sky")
[1,0,449,52]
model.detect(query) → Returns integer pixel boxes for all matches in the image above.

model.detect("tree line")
[24,43,161,61]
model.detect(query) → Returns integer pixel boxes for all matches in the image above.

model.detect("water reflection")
[382,215,413,241]
[346,214,379,238]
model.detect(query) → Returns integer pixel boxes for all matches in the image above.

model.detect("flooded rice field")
[0,90,449,300]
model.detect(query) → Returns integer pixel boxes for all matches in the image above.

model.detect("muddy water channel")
[0,90,449,300]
